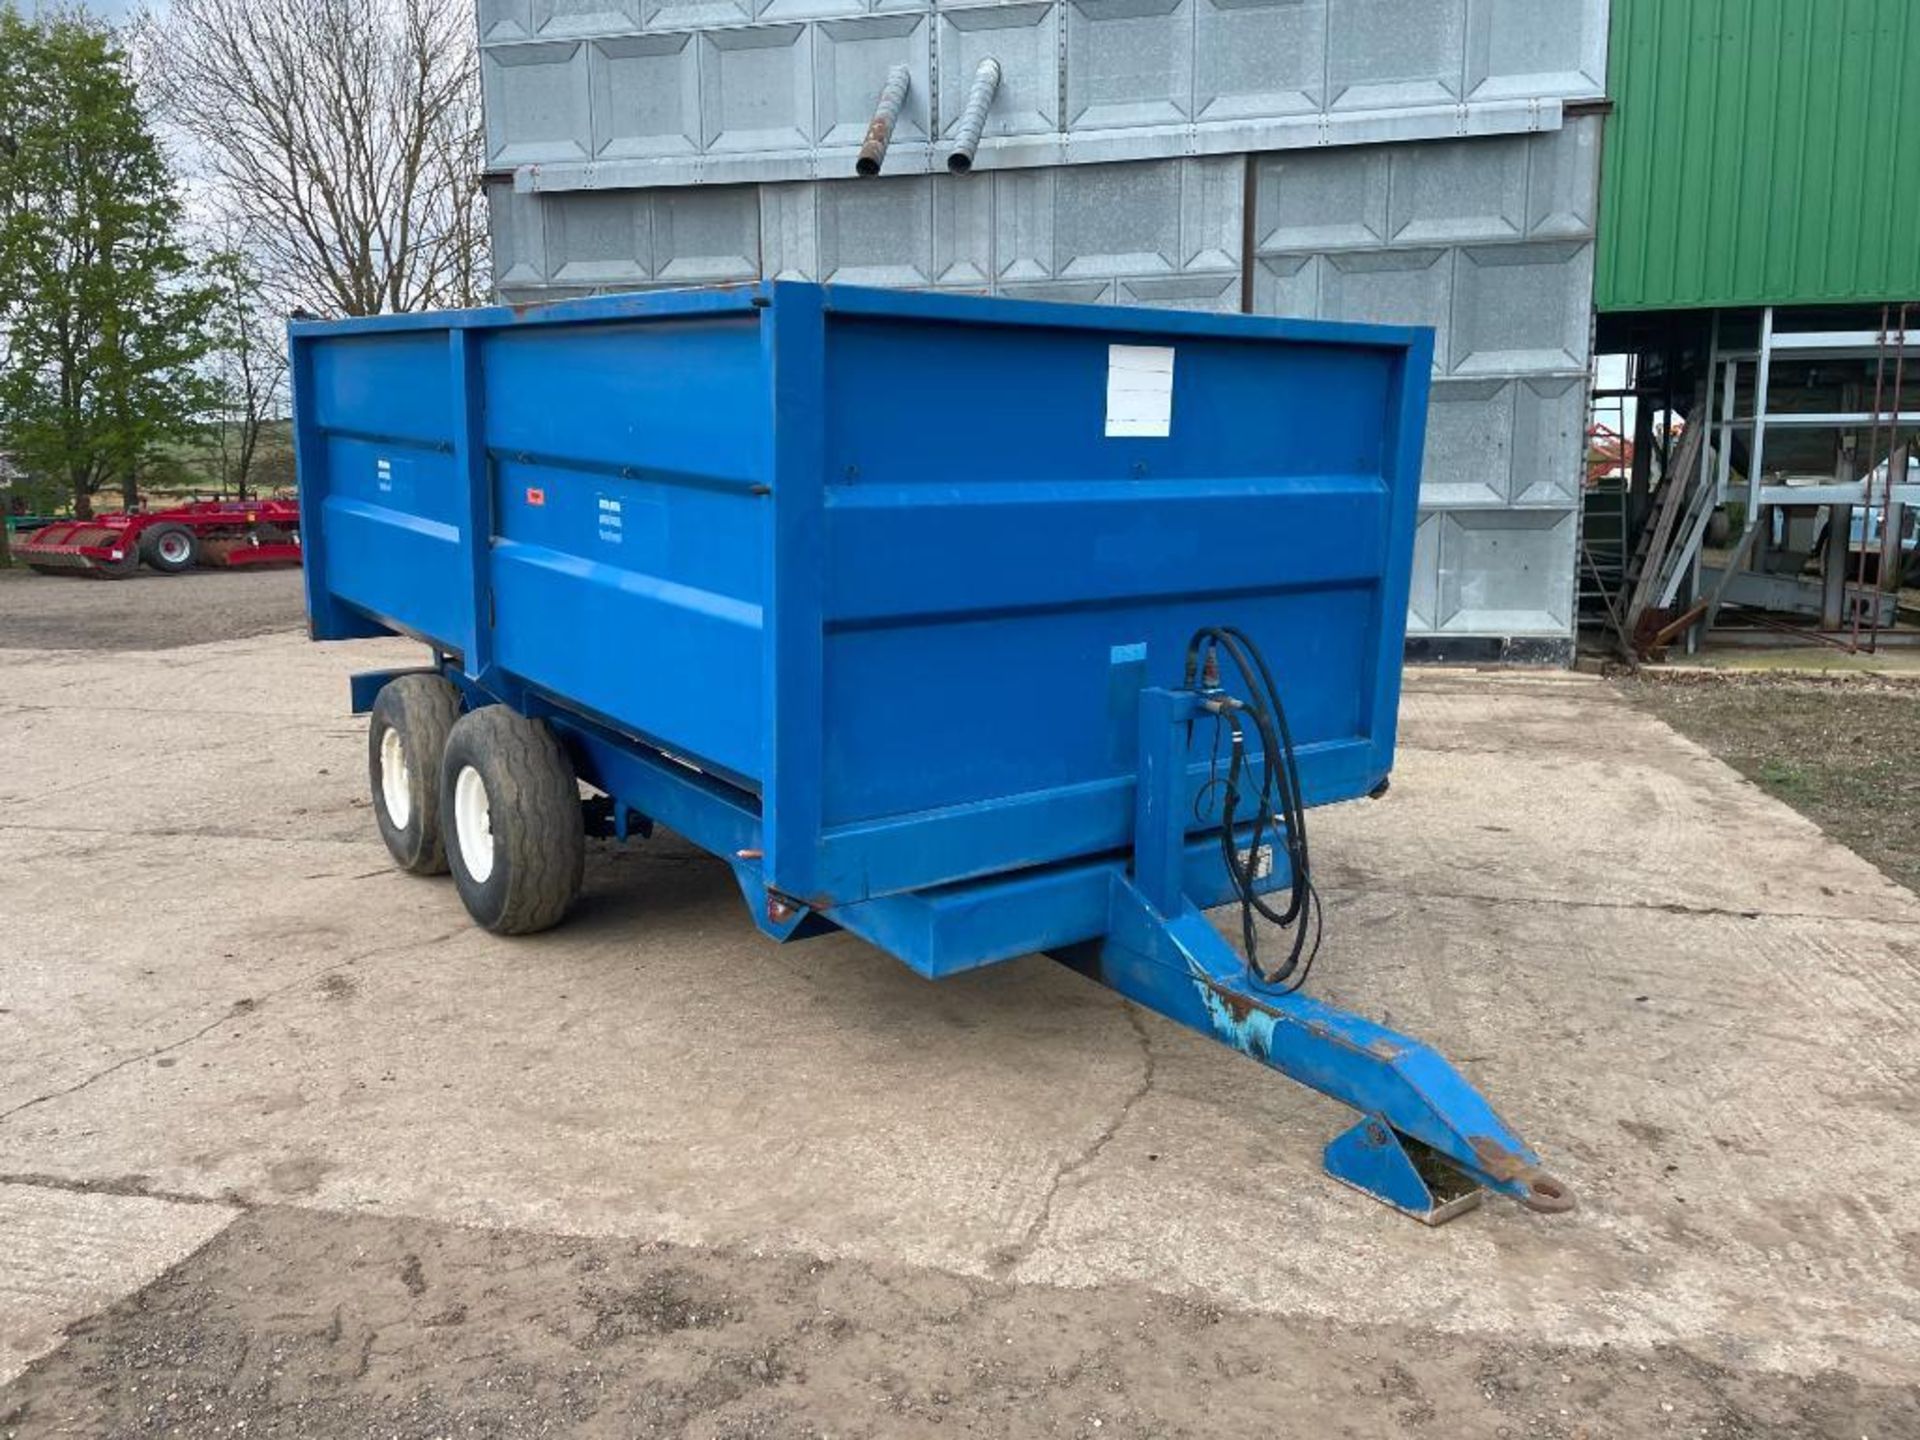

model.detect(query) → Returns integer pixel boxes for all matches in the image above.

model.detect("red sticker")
[526,487,546,506]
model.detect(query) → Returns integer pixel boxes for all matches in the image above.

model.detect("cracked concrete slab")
[2,849,1142,1268]
[0,826,473,1113]
[2,625,1918,1395]
[992,1004,1158,1277]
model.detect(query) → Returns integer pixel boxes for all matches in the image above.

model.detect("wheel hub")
[379,727,411,829]
[454,764,495,883]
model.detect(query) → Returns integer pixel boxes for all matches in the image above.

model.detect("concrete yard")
[2,569,1918,1437]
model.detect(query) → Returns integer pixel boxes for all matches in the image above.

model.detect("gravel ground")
[0,566,307,652]
[1619,671,1920,893]
[4,1201,1909,1440]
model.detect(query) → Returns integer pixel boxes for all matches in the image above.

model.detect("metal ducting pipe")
[946,57,1001,175]
[855,65,912,177]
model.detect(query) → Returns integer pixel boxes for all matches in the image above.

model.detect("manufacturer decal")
[597,494,624,545]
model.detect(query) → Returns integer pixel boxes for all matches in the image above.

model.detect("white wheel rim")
[379,728,412,830]
[454,765,495,883]
[158,533,191,563]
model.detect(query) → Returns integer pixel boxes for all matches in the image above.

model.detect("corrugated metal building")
[1597,0,1920,314]
[481,0,1611,659]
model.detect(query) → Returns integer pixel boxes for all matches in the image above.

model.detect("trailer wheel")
[439,707,585,935]
[368,675,463,875]
[439,706,579,936]
[141,523,200,574]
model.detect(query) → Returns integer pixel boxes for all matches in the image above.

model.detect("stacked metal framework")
[1619,312,1916,653]
[480,0,1609,652]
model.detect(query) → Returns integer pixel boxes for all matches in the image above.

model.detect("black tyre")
[141,523,200,574]
[95,542,142,579]
[439,706,585,935]
[368,674,463,875]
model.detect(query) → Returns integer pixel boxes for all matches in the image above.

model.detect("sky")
[11,0,153,18]
[68,0,151,19]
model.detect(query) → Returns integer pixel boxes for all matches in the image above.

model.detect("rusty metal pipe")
[855,64,911,177]
[946,57,1001,175]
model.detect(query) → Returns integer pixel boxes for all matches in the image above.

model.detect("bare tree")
[151,0,487,319]
[201,245,288,499]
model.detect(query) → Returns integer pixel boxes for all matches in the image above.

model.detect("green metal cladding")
[1596,0,1920,313]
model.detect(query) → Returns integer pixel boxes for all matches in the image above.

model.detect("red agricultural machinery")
[14,499,301,578]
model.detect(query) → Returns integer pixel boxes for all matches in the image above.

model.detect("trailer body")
[294,282,1571,1222]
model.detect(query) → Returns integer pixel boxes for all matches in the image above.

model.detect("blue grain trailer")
[293,282,1571,1224]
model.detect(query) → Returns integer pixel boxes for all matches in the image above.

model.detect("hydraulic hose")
[1186,625,1322,991]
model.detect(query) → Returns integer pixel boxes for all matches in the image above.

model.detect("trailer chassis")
[351,660,1573,1225]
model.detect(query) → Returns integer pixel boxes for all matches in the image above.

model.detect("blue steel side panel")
[295,294,775,788]
[307,329,454,446]
[802,291,1428,904]
[480,315,773,785]
[299,329,468,651]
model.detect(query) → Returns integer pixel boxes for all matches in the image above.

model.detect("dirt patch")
[1619,671,1920,893]
[0,567,306,652]
[1,1205,1911,1439]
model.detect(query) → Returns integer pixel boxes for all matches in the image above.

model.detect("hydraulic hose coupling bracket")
[1186,626,1321,992]
[856,64,912,177]
[947,57,1002,174]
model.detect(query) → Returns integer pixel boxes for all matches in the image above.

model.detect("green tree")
[0,459,13,568]
[0,6,220,518]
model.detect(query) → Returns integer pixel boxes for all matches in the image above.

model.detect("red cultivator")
[15,500,301,578]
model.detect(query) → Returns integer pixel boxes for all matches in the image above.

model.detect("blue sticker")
[1108,641,1149,766]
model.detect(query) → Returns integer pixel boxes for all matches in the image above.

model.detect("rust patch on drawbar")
[1471,1136,1577,1214]
[1197,974,1278,1025]
[1216,989,1256,1025]
[1470,1135,1533,1184]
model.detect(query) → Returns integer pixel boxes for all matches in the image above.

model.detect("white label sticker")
[1239,844,1275,882]
[1105,343,1175,439]
[597,494,624,545]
